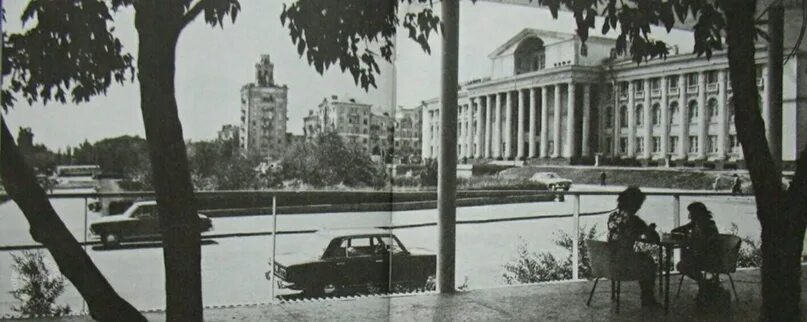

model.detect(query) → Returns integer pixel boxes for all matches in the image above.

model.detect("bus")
[53,165,102,185]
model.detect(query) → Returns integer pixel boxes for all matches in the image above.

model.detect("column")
[679,74,688,159]
[762,66,770,133]
[529,88,539,158]
[504,91,514,159]
[493,93,502,158]
[517,89,527,159]
[552,84,562,158]
[660,76,670,159]
[581,84,591,157]
[466,103,474,158]
[627,81,636,158]
[643,79,652,159]
[613,83,621,156]
[457,104,464,158]
[475,97,485,159]
[485,94,494,158]
[422,108,432,159]
[564,82,576,158]
[540,87,549,158]
[717,70,728,158]
[697,71,707,159]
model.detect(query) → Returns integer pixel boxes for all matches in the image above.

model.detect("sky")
[3,0,694,151]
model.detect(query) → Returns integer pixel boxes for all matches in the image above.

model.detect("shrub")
[10,250,71,318]
[502,225,600,284]
[419,159,438,186]
[729,223,762,268]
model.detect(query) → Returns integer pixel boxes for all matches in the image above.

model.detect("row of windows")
[610,134,741,155]
[607,98,735,128]
[618,67,765,96]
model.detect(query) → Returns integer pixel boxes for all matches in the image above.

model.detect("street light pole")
[437,0,459,294]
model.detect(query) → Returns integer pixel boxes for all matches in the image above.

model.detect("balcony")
[635,91,645,99]
[651,89,661,97]
[668,87,680,96]
[686,85,698,94]
[707,83,718,92]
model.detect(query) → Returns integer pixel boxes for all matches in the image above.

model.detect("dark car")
[89,201,213,247]
[266,229,436,296]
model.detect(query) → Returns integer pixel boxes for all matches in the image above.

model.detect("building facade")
[421,28,807,168]
[393,106,423,161]
[239,55,289,159]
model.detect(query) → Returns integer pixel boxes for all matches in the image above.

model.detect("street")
[0,186,759,315]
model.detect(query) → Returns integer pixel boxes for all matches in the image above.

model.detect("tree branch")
[181,0,206,29]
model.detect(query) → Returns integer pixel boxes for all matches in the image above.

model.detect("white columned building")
[418,28,806,169]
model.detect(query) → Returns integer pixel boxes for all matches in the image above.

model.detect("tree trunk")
[134,2,203,321]
[723,1,805,320]
[0,119,146,322]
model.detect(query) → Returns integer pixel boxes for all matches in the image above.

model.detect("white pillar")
[540,87,549,158]
[697,72,707,159]
[553,85,562,158]
[466,103,473,158]
[613,84,621,156]
[475,97,485,159]
[717,70,728,159]
[422,108,432,159]
[493,93,502,158]
[643,79,652,159]
[504,91,514,159]
[485,94,494,158]
[762,66,770,133]
[529,88,539,158]
[678,75,688,159]
[627,81,636,158]
[660,77,670,160]
[517,89,527,159]
[581,84,591,157]
[564,82,576,158]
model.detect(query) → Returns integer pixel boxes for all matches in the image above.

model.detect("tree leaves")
[280,0,439,90]
[2,0,134,111]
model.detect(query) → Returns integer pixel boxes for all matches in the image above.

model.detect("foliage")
[502,225,599,284]
[281,0,440,90]
[419,158,438,186]
[9,250,71,318]
[187,138,280,191]
[281,131,387,188]
[730,223,762,268]
[72,136,151,177]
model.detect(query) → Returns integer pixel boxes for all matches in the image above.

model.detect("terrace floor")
[18,267,807,322]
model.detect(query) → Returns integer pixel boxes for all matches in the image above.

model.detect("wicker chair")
[675,234,741,300]
[585,240,647,313]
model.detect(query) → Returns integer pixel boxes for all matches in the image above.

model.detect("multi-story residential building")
[393,106,423,161]
[239,55,289,159]
[217,124,239,142]
[421,28,807,169]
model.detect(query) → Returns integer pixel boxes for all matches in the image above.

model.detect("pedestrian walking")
[731,174,742,195]
[599,171,607,186]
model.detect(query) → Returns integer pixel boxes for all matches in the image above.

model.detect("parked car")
[529,172,573,191]
[266,229,436,296]
[90,200,213,247]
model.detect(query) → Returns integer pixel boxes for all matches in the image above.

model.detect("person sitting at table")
[607,186,661,307]
[672,202,719,289]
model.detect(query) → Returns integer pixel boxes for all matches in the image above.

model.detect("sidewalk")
[20,268,806,322]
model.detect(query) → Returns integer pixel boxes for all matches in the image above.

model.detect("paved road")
[0,186,759,315]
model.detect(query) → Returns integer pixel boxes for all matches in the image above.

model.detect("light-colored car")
[529,172,572,191]
[90,200,212,247]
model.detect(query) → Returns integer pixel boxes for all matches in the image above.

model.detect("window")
[728,97,735,123]
[687,73,699,87]
[635,105,644,126]
[668,75,679,89]
[606,137,613,153]
[634,80,644,93]
[706,71,719,84]
[670,102,680,125]
[637,137,645,153]
[132,206,156,219]
[708,98,719,122]
[620,82,629,96]
[650,78,661,91]
[709,135,719,153]
[620,106,628,128]
[730,135,740,153]
[652,104,662,125]
[688,101,699,123]
[605,106,614,128]
[689,136,699,153]
[670,136,679,154]
[620,138,628,154]
[653,137,662,153]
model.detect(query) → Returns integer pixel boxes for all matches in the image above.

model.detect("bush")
[730,223,762,268]
[502,225,600,284]
[10,250,71,318]
[419,159,438,186]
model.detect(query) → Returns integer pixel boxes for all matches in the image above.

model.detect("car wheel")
[548,184,555,190]
[102,233,120,248]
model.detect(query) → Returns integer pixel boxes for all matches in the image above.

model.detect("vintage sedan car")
[266,229,436,296]
[529,172,573,191]
[90,200,213,247]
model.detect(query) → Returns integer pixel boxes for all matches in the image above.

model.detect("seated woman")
[607,186,660,307]
[673,202,719,287]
